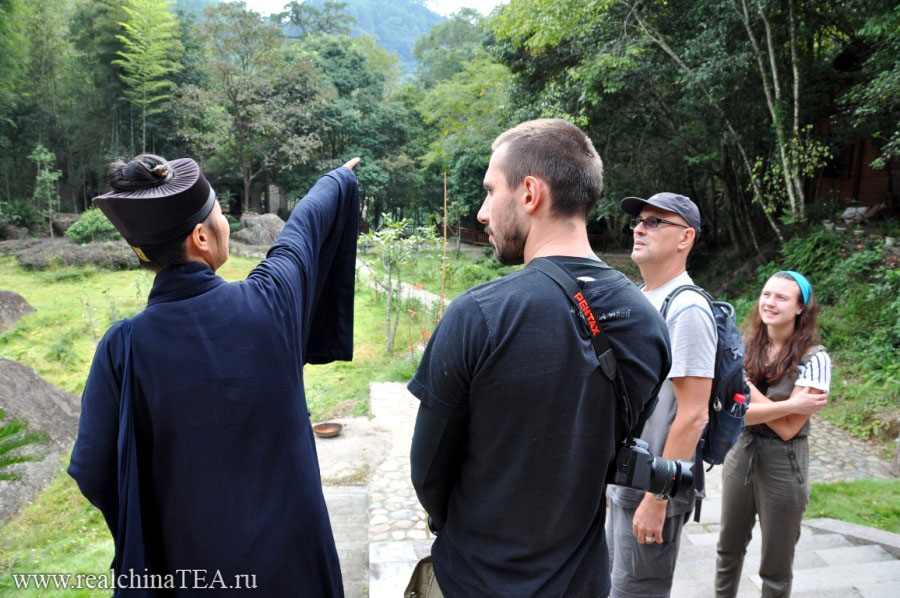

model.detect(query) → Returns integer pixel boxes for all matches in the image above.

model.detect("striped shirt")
[795,350,831,392]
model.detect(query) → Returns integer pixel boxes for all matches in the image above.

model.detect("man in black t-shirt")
[408,119,671,596]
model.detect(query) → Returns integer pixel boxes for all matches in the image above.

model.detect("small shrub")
[0,408,50,481]
[45,328,81,365]
[756,230,844,286]
[0,199,41,230]
[65,209,122,244]
[225,214,243,234]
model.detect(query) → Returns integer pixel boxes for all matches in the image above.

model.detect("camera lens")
[647,457,694,501]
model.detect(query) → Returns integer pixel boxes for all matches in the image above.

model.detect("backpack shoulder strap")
[528,258,618,381]
[528,257,640,438]
[659,284,714,318]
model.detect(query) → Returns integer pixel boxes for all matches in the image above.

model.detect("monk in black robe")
[69,154,359,596]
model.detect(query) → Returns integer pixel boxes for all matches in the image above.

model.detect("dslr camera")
[610,438,694,501]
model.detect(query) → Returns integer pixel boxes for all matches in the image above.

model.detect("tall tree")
[280,0,354,36]
[843,2,900,171]
[413,8,485,88]
[176,2,331,211]
[28,144,62,237]
[114,0,183,153]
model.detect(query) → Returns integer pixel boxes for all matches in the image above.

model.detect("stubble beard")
[490,203,526,266]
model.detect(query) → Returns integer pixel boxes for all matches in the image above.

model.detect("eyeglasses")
[629,217,689,231]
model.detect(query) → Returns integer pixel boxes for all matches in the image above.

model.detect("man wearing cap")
[69,154,359,596]
[606,193,716,598]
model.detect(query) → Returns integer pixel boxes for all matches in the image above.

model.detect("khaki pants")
[715,432,810,598]
[607,502,691,598]
[404,556,444,598]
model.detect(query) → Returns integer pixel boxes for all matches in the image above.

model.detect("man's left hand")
[633,493,666,544]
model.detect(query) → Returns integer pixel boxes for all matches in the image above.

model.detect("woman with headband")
[715,271,832,598]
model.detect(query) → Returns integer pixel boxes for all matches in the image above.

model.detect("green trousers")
[715,431,810,598]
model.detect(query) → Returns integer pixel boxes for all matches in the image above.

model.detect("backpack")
[659,285,750,467]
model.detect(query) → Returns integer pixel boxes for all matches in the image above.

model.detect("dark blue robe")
[68,167,358,596]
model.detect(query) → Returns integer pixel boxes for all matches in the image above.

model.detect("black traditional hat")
[93,157,215,262]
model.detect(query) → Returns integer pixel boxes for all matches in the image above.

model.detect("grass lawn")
[807,479,900,534]
[0,253,435,595]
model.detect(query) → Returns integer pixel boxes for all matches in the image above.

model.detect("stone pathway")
[367,384,430,543]
[808,416,893,482]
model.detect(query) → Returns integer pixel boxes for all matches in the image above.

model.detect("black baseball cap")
[620,192,701,238]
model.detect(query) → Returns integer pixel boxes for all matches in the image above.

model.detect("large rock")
[232,212,285,246]
[51,212,81,237]
[14,238,139,270]
[0,290,35,333]
[0,224,28,240]
[0,358,80,520]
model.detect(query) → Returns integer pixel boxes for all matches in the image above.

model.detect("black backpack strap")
[659,284,714,318]
[528,258,639,440]
[658,283,713,523]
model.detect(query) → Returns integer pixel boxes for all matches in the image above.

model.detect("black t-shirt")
[408,257,671,597]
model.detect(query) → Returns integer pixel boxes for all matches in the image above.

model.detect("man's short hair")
[492,118,604,219]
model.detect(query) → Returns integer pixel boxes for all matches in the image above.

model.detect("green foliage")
[444,258,518,291]
[174,2,330,211]
[45,328,81,366]
[842,3,900,169]
[0,0,22,113]
[360,248,518,299]
[360,214,439,352]
[414,8,485,88]
[113,0,183,152]
[493,0,613,52]
[338,0,444,73]
[224,213,242,234]
[807,479,900,533]
[28,145,61,236]
[64,209,122,244]
[0,199,40,230]
[419,53,511,167]
[279,0,355,36]
[752,127,834,224]
[0,408,50,482]
[757,230,844,292]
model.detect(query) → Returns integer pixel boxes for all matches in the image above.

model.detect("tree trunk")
[141,100,147,154]
[385,262,393,353]
[390,264,402,354]
[623,0,785,244]
[734,0,803,222]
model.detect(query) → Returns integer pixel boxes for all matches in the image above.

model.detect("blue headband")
[778,270,812,305]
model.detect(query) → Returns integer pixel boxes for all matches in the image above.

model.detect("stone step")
[673,560,900,598]
[755,560,900,594]
[369,540,433,598]
[672,522,900,598]
[323,485,369,598]
[675,543,895,584]
[679,526,854,556]
[816,544,895,566]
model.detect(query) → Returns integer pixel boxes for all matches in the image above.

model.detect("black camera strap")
[529,257,639,442]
